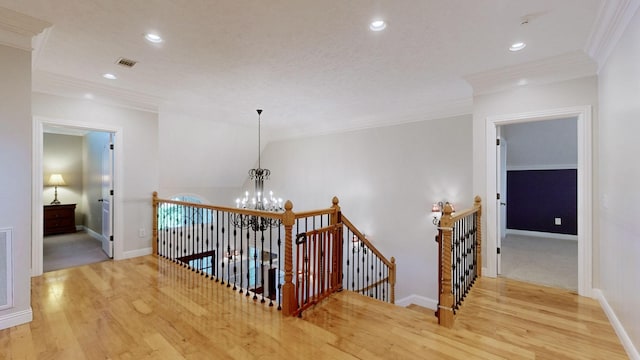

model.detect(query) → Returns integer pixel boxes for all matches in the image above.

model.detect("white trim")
[123,247,153,259]
[32,117,125,277]
[33,71,162,113]
[585,0,640,73]
[485,106,593,298]
[0,7,51,51]
[465,51,596,96]
[594,289,640,360]
[506,164,578,171]
[395,294,438,310]
[0,228,12,311]
[81,226,104,242]
[0,309,32,330]
[506,229,578,241]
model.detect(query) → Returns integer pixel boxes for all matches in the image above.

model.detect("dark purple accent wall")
[506,169,577,235]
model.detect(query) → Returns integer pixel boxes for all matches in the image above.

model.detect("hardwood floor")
[0,256,627,359]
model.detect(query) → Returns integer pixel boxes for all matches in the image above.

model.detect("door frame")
[485,106,592,297]
[32,116,124,276]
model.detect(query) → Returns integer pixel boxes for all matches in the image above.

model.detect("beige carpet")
[44,230,110,272]
[500,234,578,291]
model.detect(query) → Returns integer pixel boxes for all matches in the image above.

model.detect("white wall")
[158,109,259,203]
[598,7,640,354]
[0,44,33,327]
[472,76,599,280]
[43,133,84,224]
[259,115,473,302]
[32,93,159,254]
[504,117,577,169]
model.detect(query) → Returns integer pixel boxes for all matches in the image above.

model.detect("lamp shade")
[48,174,66,186]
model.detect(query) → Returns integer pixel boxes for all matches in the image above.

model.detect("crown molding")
[464,51,597,96]
[33,70,163,113]
[273,97,473,141]
[585,0,640,73]
[0,6,51,51]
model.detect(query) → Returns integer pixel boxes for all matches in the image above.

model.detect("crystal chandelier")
[234,109,283,230]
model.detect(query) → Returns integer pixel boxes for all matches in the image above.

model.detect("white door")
[496,129,507,275]
[101,134,114,258]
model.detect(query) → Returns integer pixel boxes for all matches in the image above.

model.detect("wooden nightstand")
[44,204,76,236]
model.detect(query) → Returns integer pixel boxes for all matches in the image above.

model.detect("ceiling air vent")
[115,57,137,68]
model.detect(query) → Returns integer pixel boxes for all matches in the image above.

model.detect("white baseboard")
[395,294,438,310]
[594,289,640,360]
[82,226,103,241]
[123,247,152,259]
[0,309,32,330]
[482,267,489,277]
[506,229,578,241]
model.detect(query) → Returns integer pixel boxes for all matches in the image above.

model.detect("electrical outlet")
[554,218,562,226]
[139,228,146,237]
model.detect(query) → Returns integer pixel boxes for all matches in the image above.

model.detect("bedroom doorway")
[497,118,578,291]
[485,106,593,297]
[33,117,123,277]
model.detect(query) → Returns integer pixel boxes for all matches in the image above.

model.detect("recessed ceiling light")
[102,73,117,80]
[145,33,163,43]
[509,42,526,52]
[83,93,94,100]
[369,20,387,31]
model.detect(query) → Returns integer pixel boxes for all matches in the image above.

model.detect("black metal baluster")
[246,224,251,297]
[233,220,238,291]
[215,210,220,281]
[268,227,274,307]
[226,212,231,288]
[253,226,258,300]
[220,211,226,286]
[277,225,282,310]
[260,229,266,303]
[239,218,245,294]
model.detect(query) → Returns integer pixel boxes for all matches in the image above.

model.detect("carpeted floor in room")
[44,230,110,272]
[500,233,578,291]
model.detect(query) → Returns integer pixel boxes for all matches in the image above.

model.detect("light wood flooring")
[0,255,627,359]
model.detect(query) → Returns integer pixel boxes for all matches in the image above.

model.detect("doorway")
[497,118,579,291]
[42,130,113,271]
[485,106,593,297]
[32,117,123,277]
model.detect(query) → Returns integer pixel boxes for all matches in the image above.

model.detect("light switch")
[554,218,562,225]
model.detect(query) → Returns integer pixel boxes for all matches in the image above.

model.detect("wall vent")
[115,57,137,68]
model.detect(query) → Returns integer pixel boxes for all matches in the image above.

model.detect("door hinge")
[497,193,501,200]
[497,247,501,254]
[110,189,114,196]
[110,235,114,241]
[496,138,500,146]
[110,143,114,150]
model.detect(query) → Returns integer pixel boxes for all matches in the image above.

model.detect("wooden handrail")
[152,195,284,221]
[342,216,393,268]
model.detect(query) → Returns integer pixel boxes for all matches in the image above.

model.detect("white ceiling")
[0,0,605,138]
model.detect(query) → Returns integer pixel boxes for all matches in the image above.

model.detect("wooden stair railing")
[342,215,396,304]
[152,193,396,317]
[436,196,482,328]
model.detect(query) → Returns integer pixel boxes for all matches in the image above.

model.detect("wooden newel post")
[152,191,158,256]
[330,196,342,290]
[438,202,455,328]
[474,196,482,277]
[281,200,297,316]
[390,257,396,304]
